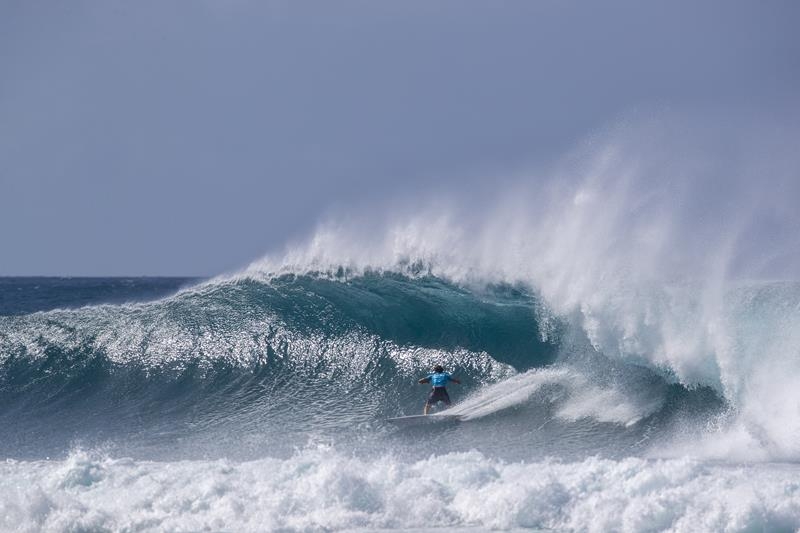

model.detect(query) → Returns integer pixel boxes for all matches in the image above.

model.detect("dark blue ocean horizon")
[0,277,202,316]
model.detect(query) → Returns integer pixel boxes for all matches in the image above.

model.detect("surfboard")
[387,414,461,425]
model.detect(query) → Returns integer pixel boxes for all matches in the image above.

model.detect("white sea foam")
[2,447,800,532]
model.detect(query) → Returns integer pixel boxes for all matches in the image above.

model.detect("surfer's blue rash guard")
[428,372,452,387]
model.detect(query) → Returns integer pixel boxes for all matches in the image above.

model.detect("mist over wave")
[242,111,800,461]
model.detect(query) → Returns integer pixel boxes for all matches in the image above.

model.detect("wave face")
[0,274,559,459]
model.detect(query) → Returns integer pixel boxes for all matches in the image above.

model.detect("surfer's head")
[434,365,444,373]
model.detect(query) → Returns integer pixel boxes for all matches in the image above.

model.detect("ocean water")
[2,271,800,532]
[3,117,800,532]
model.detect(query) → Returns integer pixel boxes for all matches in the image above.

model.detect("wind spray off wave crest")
[247,111,800,460]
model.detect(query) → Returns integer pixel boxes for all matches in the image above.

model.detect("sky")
[1,1,799,276]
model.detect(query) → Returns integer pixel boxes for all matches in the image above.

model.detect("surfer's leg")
[425,388,439,415]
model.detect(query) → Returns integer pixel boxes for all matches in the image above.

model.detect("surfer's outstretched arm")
[450,377,461,384]
[418,377,430,384]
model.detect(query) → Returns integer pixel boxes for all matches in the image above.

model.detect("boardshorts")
[427,386,451,406]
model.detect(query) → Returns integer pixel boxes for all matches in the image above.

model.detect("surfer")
[418,365,460,415]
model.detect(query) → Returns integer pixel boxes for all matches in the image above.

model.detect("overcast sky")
[1,1,798,276]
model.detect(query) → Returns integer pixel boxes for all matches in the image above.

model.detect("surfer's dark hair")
[434,365,444,373]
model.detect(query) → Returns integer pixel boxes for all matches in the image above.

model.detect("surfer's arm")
[450,377,461,384]
[418,377,430,384]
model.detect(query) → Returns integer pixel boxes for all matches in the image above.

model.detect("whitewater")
[2,114,800,532]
